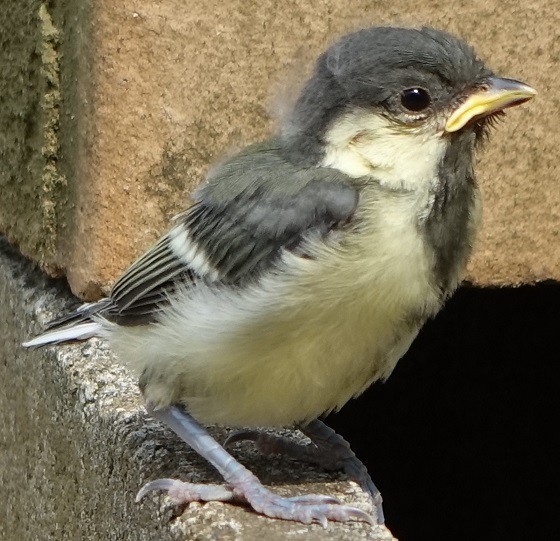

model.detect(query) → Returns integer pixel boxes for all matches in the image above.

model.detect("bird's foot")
[225,421,384,523]
[140,406,375,526]
[137,475,373,527]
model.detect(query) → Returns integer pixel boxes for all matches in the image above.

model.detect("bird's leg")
[137,405,374,526]
[225,419,384,523]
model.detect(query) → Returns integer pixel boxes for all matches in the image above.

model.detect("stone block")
[0,1,557,297]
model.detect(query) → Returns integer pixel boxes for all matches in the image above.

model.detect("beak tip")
[515,81,538,98]
[444,78,536,133]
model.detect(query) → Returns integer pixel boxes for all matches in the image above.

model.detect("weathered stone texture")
[0,2,63,270]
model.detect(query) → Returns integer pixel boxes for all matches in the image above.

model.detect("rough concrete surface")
[0,0,558,299]
[0,238,395,540]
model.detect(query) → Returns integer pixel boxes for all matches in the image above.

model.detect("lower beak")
[445,77,537,133]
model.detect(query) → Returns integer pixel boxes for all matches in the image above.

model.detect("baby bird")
[24,26,535,526]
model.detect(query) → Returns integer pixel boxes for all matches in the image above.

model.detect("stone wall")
[1,1,558,299]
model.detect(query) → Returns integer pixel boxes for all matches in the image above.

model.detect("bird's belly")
[131,288,426,428]
[109,193,443,427]
[199,298,422,427]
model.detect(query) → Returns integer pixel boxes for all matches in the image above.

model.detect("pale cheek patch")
[169,226,220,281]
[322,109,447,192]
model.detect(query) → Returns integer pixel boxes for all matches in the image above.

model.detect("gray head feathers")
[282,27,492,164]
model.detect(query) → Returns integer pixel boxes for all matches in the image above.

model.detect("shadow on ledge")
[328,283,559,541]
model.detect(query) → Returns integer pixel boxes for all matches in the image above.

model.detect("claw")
[303,504,374,527]
[136,478,177,502]
[224,429,260,448]
[287,494,342,505]
[331,506,375,526]
[371,491,385,524]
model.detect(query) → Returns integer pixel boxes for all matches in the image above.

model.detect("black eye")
[400,88,432,112]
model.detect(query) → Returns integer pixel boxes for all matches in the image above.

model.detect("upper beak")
[445,77,537,133]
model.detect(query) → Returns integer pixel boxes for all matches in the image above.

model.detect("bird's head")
[282,27,536,190]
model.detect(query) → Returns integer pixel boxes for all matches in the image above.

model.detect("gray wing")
[98,140,359,325]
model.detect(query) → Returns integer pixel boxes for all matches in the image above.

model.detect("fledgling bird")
[24,26,535,527]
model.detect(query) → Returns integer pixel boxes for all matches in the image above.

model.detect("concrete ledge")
[0,237,395,540]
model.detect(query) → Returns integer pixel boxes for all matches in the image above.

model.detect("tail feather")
[43,299,112,329]
[23,321,102,349]
[23,298,112,349]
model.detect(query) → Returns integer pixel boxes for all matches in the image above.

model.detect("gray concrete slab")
[0,237,395,540]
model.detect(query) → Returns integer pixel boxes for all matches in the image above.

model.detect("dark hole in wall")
[327,283,558,541]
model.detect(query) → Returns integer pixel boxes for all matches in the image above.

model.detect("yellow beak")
[445,77,537,133]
